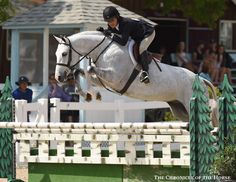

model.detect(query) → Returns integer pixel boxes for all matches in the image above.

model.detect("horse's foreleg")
[85,70,102,101]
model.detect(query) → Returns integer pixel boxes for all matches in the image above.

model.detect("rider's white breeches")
[139,31,156,54]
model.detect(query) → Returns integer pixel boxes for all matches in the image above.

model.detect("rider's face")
[107,17,118,29]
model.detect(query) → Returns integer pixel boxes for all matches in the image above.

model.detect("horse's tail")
[202,79,217,100]
[202,78,218,127]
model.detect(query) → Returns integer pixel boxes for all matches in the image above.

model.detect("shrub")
[211,144,236,179]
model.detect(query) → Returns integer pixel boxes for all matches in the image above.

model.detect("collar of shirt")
[116,24,119,31]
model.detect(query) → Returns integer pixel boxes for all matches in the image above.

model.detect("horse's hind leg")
[167,101,189,122]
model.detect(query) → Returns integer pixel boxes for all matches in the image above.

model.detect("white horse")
[54,31,218,126]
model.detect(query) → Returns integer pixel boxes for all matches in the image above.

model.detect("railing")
[14,98,170,123]
[0,122,190,166]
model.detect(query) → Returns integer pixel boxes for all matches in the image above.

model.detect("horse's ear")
[53,35,63,43]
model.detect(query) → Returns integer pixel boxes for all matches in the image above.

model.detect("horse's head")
[54,35,80,83]
[54,32,107,83]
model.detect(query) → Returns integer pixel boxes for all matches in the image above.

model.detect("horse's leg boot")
[139,51,150,84]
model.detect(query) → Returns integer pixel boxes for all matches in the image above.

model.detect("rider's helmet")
[103,6,120,21]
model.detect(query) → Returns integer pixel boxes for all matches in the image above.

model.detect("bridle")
[56,35,118,94]
[56,35,108,71]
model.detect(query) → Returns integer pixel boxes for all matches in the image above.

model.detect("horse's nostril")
[58,76,62,81]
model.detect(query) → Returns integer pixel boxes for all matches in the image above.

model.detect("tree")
[0,0,15,23]
[190,75,218,181]
[147,0,226,28]
[0,76,13,179]
[218,75,236,150]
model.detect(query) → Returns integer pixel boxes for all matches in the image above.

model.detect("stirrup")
[140,71,150,83]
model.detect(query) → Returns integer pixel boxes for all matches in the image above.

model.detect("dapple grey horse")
[54,31,218,126]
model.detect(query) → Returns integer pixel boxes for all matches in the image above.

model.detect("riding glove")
[96,26,104,32]
[103,29,112,37]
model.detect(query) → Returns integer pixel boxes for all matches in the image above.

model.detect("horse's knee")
[96,92,102,101]
[85,93,92,102]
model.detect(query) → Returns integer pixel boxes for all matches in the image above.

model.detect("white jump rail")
[0,122,190,166]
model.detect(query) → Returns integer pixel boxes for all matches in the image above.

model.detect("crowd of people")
[161,40,233,84]
[12,74,80,122]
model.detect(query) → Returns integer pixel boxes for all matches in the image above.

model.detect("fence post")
[14,100,27,122]
[50,98,61,123]
[37,98,48,123]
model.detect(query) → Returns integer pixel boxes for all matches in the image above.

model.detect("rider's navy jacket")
[107,17,155,46]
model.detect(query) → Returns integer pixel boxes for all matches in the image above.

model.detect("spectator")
[48,73,72,102]
[176,41,195,72]
[176,41,190,67]
[12,76,33,122]
[48,73,72,122]
[159,46,172,65]
[12,76,33,103]
[206,51,219,83]
[192,42,205,73]
[204,40,217,57]
[199,61,212,82]
[218,45,233,83]
[62,74,80,122]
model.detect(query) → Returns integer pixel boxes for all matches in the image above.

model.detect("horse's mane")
[70,31,104,38]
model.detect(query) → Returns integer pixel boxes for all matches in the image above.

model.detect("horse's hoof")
[85,93,92,102]
[96,92,102,101]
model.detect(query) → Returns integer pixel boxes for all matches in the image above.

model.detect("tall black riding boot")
[139,51,150,84]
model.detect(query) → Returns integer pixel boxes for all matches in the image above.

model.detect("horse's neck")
[71,34,108,61]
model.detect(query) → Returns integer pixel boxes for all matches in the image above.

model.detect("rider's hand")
[96,27,104,32]
[103,29,111,37]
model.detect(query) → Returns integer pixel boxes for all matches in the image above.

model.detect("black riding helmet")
[103,6,120,21]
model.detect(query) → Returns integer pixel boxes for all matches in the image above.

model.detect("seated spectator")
[199,61,212,82]
[204,51,219,83]
[159,46,172,65]
[218,45,233,83]
[192,42,205,73]
[204,39,217,58]
[12,76,33,103]
[176,41,195,72]
[12,76,33,122]
[48,73,72,102]
[176,41,190,67]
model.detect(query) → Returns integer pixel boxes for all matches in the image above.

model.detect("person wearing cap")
[97,6,156,84]
[12,76,33,103]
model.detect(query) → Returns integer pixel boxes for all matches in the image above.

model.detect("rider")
[97,6,156,84]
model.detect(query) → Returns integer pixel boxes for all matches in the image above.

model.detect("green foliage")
[218,75,236,151]
[190,75,218,180]
[211,145,236,179]
[0,0,15,23]
[0,76,13,179]
[146,0,226,28]
[163,111,179,121]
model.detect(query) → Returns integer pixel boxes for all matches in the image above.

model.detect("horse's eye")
[62,52,68,57]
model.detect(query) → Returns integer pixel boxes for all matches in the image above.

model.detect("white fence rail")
[14,98,170,123]
[0,122,190,166]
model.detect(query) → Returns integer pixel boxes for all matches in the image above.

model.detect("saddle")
[116,41,161,95]
[128,40,160,67]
